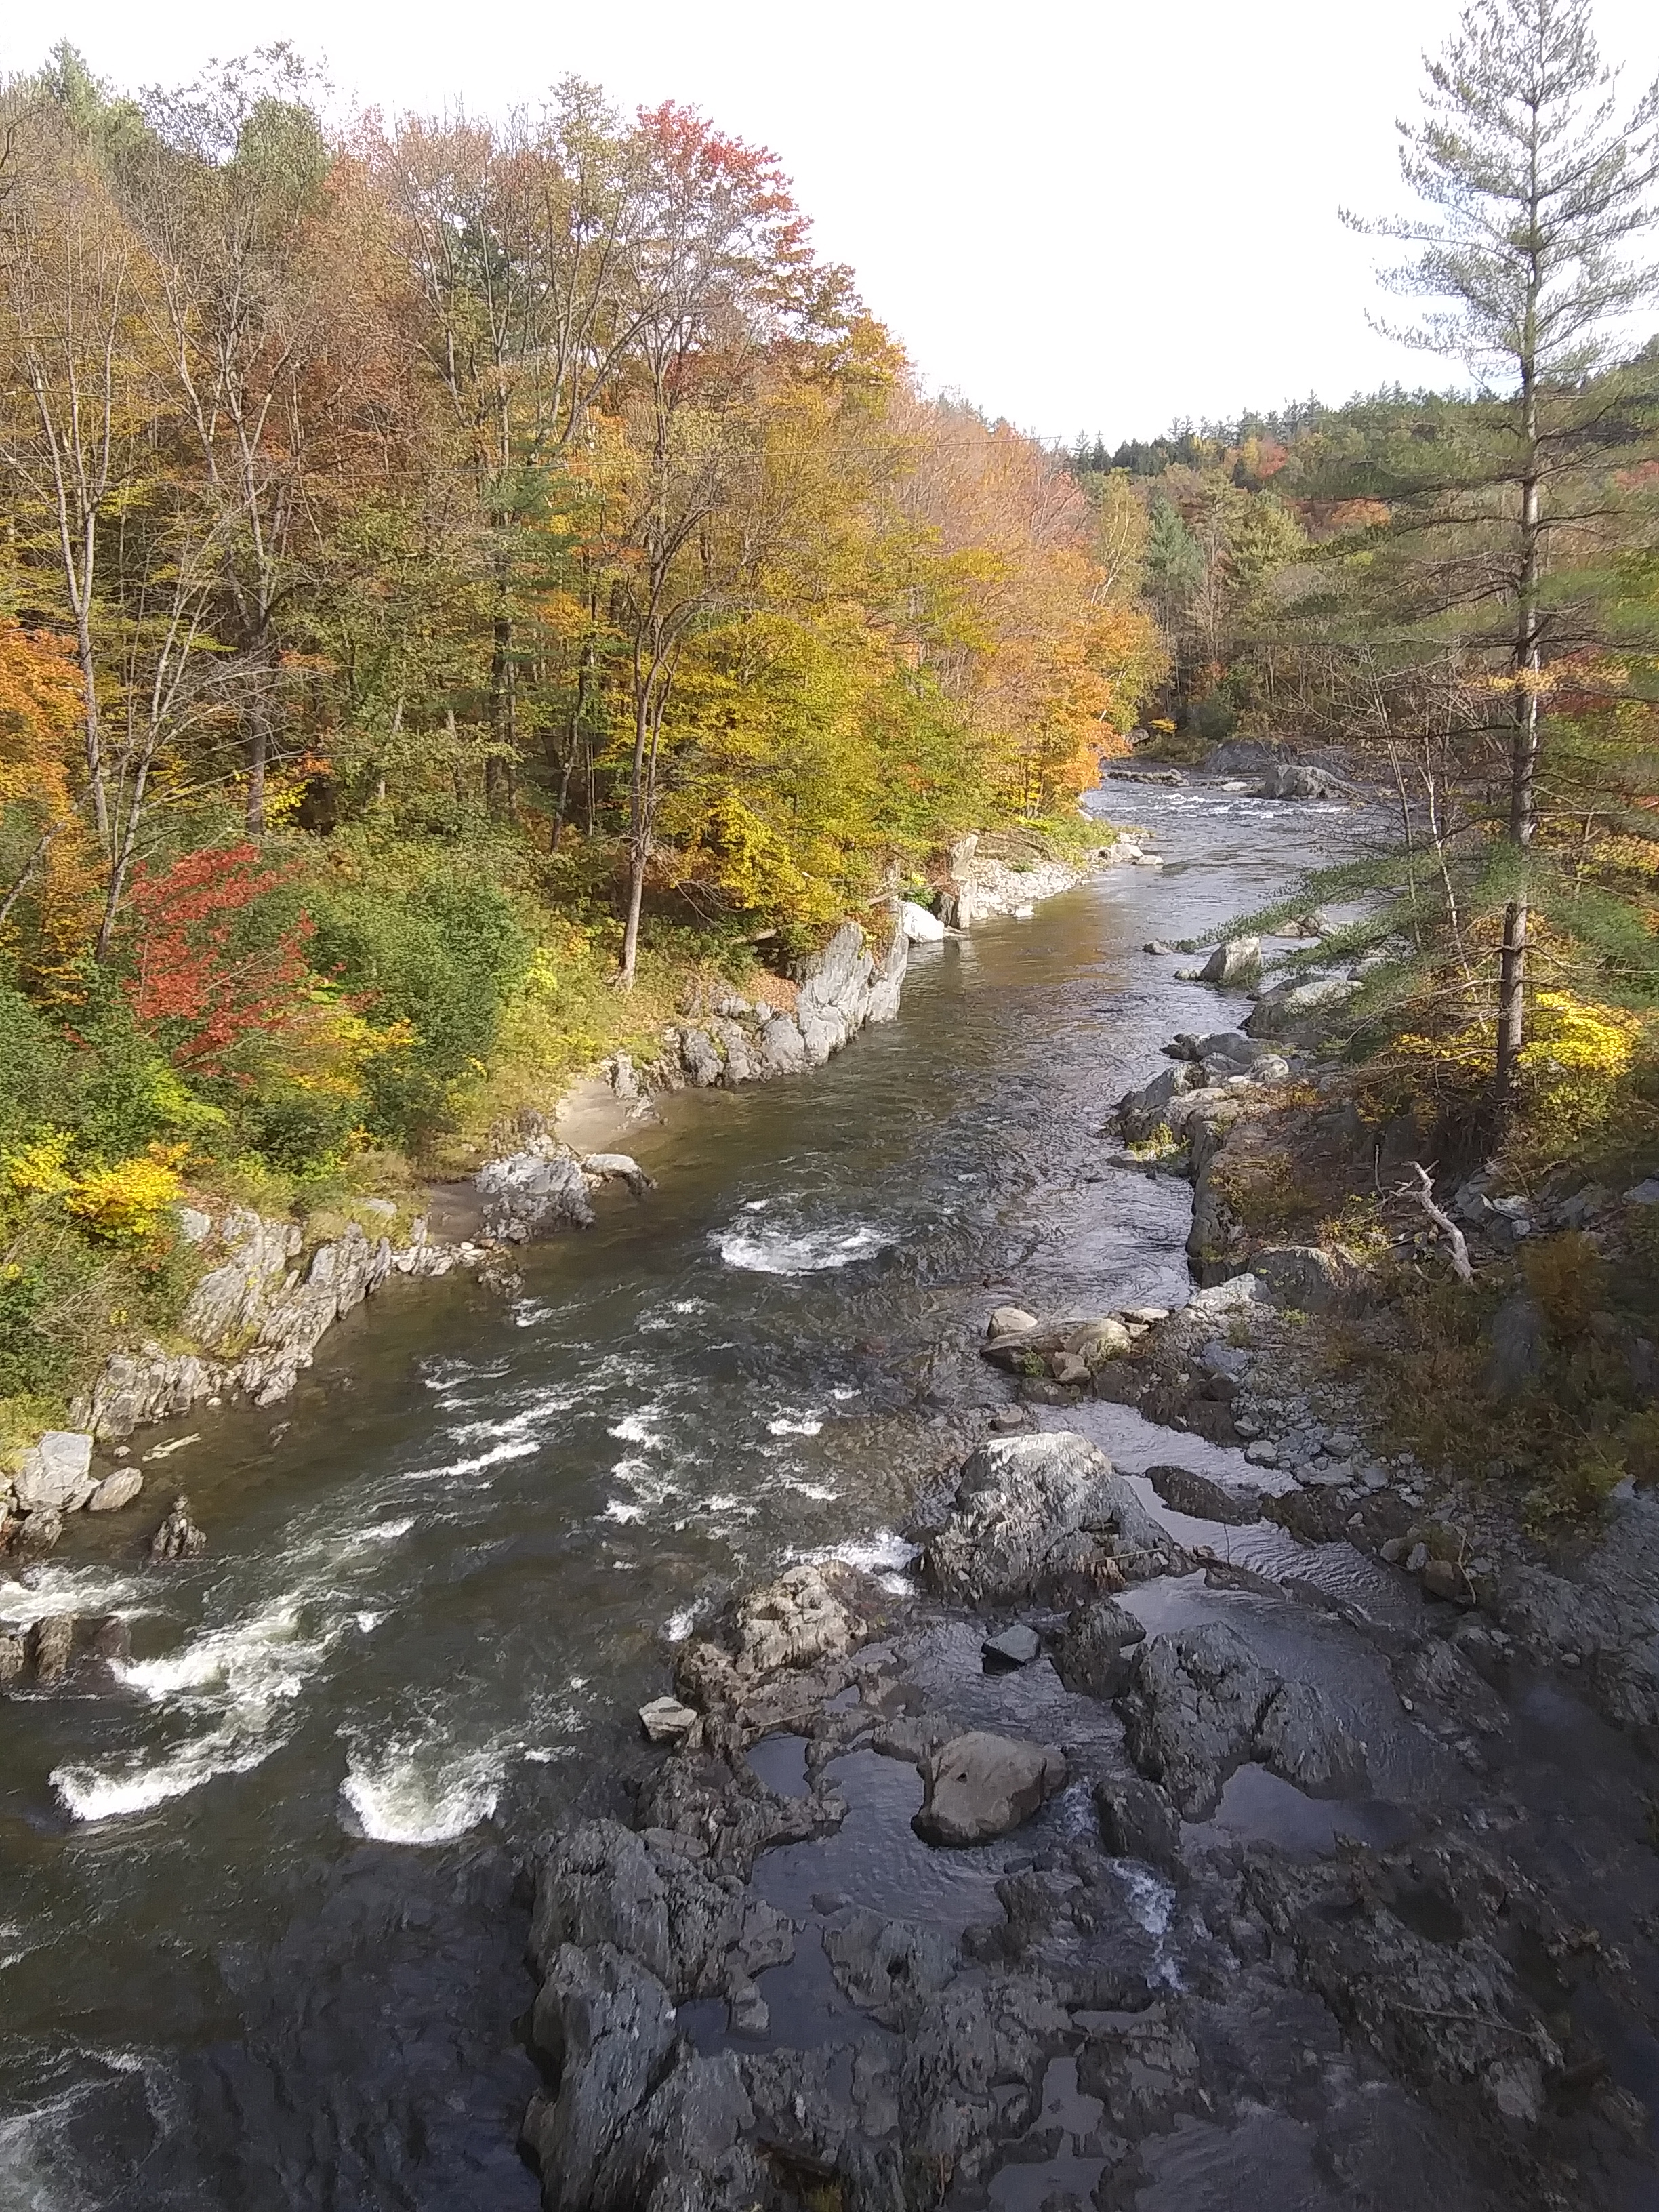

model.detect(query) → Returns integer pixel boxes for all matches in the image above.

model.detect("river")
[0,782,1358,2210]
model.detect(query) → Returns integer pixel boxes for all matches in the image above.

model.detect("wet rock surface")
[520,1406,1659,2212]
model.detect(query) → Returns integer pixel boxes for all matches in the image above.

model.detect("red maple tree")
[123,843,312,1075]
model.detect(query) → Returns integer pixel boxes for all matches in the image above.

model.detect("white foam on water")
[401,1435,541,1484]
[346,1516,414,1547]
[716,1222,890,1275]
[795,1528,919,1576]
[53,1593,350,1823]
[608,1408,663,1446]
[0,1564,147,1635]
[779,1479,838,1502]
[354,1612,383,1633]
[767,1414,823,1436]
[602,1500,644,1523]
[830,1387,857,1401]
[339,1736,501,1845]
[663,1607,697,1643]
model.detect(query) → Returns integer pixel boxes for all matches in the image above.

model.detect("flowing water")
[0,783,1360,2211]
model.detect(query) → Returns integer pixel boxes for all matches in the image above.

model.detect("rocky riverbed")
[10,771,1658,2212]
[520,1316,1659,2211]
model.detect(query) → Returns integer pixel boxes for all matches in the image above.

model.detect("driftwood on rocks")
[1402,1162,1473,1286]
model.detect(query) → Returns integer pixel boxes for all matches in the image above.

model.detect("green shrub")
[0,979,70,1150]
[306,873,531,1145]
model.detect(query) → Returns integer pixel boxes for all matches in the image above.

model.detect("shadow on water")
[0,785,1361,2207]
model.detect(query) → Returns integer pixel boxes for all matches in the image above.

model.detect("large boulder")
[88,1467,144,1513]
[525,1940,679,2209]
[1145,1462,1263,1525]
[912,1732,1065,1846]
[1050,1597,1147,1698]
[1117,1623,1280,1819]
[1115,1063,1202,1144]
[1195,936,1261,988]
[476,1145,595,1240]
[14,1431,95,1513]
[923,1431,1185,1604]
[529,1819,795,2000]
[1258,760,1353,800]
[1244,975,1360,1039]
[758,1015,808,1075]
[898,899,947,942]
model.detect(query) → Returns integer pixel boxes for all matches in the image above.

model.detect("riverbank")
[0,824,1127,1580]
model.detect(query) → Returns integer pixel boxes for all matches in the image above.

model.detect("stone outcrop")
[935,833,1099,929]
[921,1430,1187,1605]
[1118,1622,1368,1818]
[63,1206,475,1448]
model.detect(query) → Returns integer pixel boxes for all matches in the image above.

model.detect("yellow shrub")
[64,1145,188,1244]
[1378,990,1643,1146]
[1518,991,1640,1147]
[3,1130,75,1199]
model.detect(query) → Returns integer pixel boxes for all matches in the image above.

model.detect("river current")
[0,783,1355,2211]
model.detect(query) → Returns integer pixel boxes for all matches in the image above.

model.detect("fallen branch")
[1401,1160,1473,1286]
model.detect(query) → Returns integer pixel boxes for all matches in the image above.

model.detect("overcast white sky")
[5,0,1658,444]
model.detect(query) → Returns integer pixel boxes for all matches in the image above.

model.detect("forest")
[0,47,1164,1432]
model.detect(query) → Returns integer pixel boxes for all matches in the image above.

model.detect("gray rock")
[181,1208,302,1349]
[91,1614,131,1668]
[898,899,946,942]
[88,1468,144,1513]
[0,1631,24,1688]
[823,1910,960,2020]
[1145,1462,1263,1525]
[981,1624,1040,1668]
[1244,975,1360,1039]
[678,1027,723,1085]
[476,1145,595,1240]
[638,1696,700,1744]
[1485,1294,1544,1399]
[1626,1177,1659,1208]
[149,1493,206,1563]
[580,1153,655,1200]
[922,1430,1181,1605]
[1258,760,1353,800]
[31,1614,75,1687]
[1198,1338,1249,1379]
[987,1304,1038,1337]
[1118,1623,1280,1819]
[529,1819,795,2001]
[1255,1680,1369,1796]
[1050,1597,1147,1698]
[747,1015,799,1077]
[15,1431,95,1513]
[1196,935,1261,987]
[525,1940,678,2207]
[733,1565,852,1675]
[1252,1244,1363,1315]
[912,1730,1065,1846]
[1115,1062,1200,1144]
[1095,1772,1182,1870]
[13,1506,63,1558]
